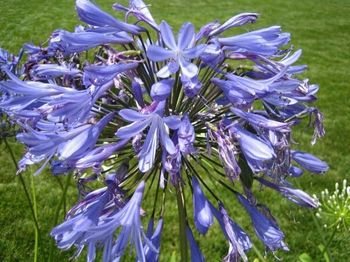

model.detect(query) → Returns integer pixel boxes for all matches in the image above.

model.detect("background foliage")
[0,0,349,261]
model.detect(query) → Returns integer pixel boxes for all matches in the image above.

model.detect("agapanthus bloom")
[0,0,328,261]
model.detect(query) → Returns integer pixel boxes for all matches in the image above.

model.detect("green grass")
[1,0,350,261]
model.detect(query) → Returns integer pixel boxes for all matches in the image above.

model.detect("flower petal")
[159,21,177,50]
[147,45,175,62]
[183,44,207,60]
[178,22,195,50]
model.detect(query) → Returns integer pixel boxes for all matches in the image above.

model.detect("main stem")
[321,225,337,262]
[30,173,39,262]
[176,183,188,262]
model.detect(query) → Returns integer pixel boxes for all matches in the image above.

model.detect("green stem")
[48,174,72,262]
[176,184,188,262]
[3,138,41,235]
[321,226,337,261]
[30,174,39,262]
[252,245,267,262]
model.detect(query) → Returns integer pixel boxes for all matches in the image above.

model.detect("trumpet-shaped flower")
[292,150,329,174]
[209,13,259,37]
[230,123,275,173]
[113,0,159,31]
[76,0,144,34]
[257,177,319,208]
[116,108,179,172]
[49,29,133,55]
[237,193,288,252]
[218,26,290,56]
[147,21,206,78]
[186,226,205,262]
[52,181,152,262]
[210,202,252,262]
[192,176,213,234]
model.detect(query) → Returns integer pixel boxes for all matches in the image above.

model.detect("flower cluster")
[315,180,350,230]
[0,0,328,261]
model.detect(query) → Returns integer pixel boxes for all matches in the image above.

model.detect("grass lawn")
[1,0,350,261]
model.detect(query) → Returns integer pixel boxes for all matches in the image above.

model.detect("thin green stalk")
[176,183,188,262]
[30,173,39,262]
[3,138,41,235]
[295,179,333,261]
[321,226,337,261]
[252,245,267,262]
[48,174,72,262]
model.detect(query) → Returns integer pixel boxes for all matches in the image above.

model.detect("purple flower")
[227,66,287,97]
[236,193,288,252]
[142,218,163,262]
[17,113,114,174]
[218,26,290,56]
[83,62,138,86]
[208,126,241,180]
[186,226,205,262]
[192,176,213,234]
[231,108,291,132]
[289,166,303,177]
[147,21,206,78]
[195,21,220,41]
[210,202,252,262]
[50,173,124,252]
[208,13,259,37]
[31,64,81,80]
[116,108,178,172]
[200,39,224,68]
[212,78,255,108]
[150,78,174,101]
[0,48,18,70]
[257,177,319,208]
[132,79,145,107]
[52,139,129,175]
[76,0,144,34]
[51,181,152,262]
[49,29,133,55]
[113,0,159,31]
[178,114,196,154]
[181,75,202,98]
[230,124,275,173]
[291,150,329,174]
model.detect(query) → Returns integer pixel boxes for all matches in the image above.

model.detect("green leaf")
[298,253,313,262]
[318,244,330,262]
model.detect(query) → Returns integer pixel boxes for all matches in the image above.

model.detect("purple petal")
[158,118,176,155]
[178,22,195,50]
[159,21,177,50]
[119,109,148,122]
[183,44,207,60]
[237,193,288,252]
[116,118,152,139]
[76,0,144,34]
[192,176,213,234]
[292,150,329,174]
[186,226,205,262]
[179,56,198,79]
[138,119,159,172]
[147,45,175,62]
[231,108,291,132]
[163,115,182,130]
[209,13,259,36]
[83,62,138,86]
[150,78,174,101]
[156,61,179,78]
